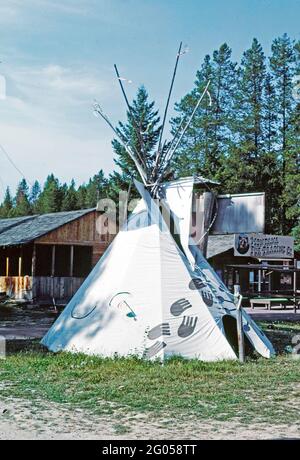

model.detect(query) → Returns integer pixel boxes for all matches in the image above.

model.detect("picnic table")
[250,297,291,310]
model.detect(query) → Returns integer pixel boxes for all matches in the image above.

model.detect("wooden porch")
[0,275,85,303]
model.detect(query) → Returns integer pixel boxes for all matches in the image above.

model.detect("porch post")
[51,245,56,300]
[51,245,56,277]
[18,253,22,278]
[70,245,74,277]
[5,257,9,277]
[31,244,37,301]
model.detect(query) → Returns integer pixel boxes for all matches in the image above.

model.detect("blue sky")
[0,0,299,199]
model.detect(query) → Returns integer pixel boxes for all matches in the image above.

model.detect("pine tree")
[260,73,281,233]
[270,34,297,232]
[171,44,237,180]
[85,170,108,207]
[35,174,63,214]
[270,34,296,154]
[0,187,13,217]
[61,179,79,211]
[283,103,300,235]
[77,185,88,209]
[292,225,300,252]
[289,39,300,244]
[264,74,278,154]
[112,86,161,183]
[30,180,41,213]
[13,179,31,216]
[107,171,133,204]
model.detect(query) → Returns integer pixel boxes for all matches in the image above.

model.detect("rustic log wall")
[36,210,115,267]
[0,211,116,302]
[33,276,84,301]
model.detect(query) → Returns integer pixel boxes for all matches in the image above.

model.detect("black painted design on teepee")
[144,341,167,359]
[201,290,214,307]
[189,278,206,290]
[170,298,192,316]
[178,316,198,338]
[148,323,171,340]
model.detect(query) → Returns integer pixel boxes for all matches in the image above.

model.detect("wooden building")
[206,193,300,299]
[0,209,113,303]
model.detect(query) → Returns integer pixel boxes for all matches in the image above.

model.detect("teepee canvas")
[42,181,274,360]
[42,45,275,361]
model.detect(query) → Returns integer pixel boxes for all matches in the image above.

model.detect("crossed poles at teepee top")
[93,42,212,196]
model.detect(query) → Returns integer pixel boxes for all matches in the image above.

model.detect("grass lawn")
[1,345,300,425]
[0,319,299,426]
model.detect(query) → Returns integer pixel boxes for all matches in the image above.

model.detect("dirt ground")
[0,397,299,440]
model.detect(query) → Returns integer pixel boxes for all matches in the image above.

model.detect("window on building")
[73,246,92,277]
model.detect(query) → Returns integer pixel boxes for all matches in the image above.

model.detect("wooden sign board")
[234,233,294,259]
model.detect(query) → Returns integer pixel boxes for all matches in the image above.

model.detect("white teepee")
[42,48,274,361]
[41,180,274,361]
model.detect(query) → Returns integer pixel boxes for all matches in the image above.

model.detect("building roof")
[193,175,220,186]
[0,209,95,247]
[207,234,234,259]
[166,175,220,187]
[0,215,36,234]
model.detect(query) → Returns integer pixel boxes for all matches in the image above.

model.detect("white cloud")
[0,4,19,24]
[24,0,90,15]
[11,64,106,105]
[1,0,90,18]
[0,61,121,199]
[1,62,115,132]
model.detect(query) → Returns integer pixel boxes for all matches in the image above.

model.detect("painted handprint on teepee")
[170,298,192,316]
[189,278,206,290]
[148,323,171,340]
[201,290,214,307]
[144,341,167,359]
[178,316,198,338]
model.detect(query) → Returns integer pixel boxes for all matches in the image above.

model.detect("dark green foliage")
[112,85,161,183]
[171,35,299,236]
[0,187,13,217]
[30,181,41,214]
[84,170,108,208]
[12,179,31,217]
[284,104,300,241]
[172,43,237,179]
[61,179,79,211]
[34,174,64,214]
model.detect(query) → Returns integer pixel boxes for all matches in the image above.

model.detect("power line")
[0,143,32,186]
